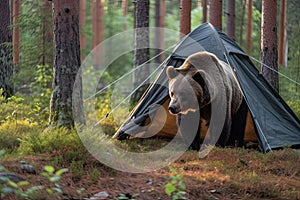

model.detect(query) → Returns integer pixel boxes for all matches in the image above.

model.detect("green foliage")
[18,127,85,155]
[29,65,53,122]
[90,168,101,183]
[165,167,187,200]
[14,0,53,88]
[70,161,85,181]
[0,150,69,200]
[94,91,129,135]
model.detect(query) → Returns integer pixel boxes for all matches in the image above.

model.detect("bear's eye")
[170,92,175,98]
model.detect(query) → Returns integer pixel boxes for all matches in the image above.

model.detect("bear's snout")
[168,105,178,114]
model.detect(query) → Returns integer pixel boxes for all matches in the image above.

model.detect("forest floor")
[1,146,300,200]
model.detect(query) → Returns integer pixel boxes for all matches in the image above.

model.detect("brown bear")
[166,51,248,150]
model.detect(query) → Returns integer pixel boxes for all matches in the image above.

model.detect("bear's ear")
[192,70,206,87]
[166,66,179,79]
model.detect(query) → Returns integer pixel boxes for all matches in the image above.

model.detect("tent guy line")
[92,60,164,127]
[83,44,177,103]
[250,56,300,87]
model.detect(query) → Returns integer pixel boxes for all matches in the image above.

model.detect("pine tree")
[261,0,279,92]
[209,0,222,30]
[179,0,191,38]
[0,0,14,98]
[131,0,150,105]
[49,0,84,127]
[225,0,235,40]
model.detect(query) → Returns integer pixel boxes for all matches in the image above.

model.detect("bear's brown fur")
[166,51,248,150]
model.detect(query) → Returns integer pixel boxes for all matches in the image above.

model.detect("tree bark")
[261,0,279,92]
[12,0,20,64]
[246,0,253,54]
[92,0,104,49]
[155,0,165,63]
[40,0,53,66]
[179,0,191,38]
[225,0,235,40]
[239,0,246,46]
[278,0,287,67]
[79,0,86,60]
[122,0,128,31]
[49,0,84,128]
[209,0,222,30]
[202,0,208,23]
[131,0,150,105]
[0,0,14,98]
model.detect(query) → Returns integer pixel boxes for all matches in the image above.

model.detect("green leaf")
[17,181,30,187]
[46,188,54,195]
[49,176,60,182]
[52,187,62,194]
[44,166,55,174]
[26,186,43,194]
[41,172,51,178]
[165,183,176,196]
[7,180,18,188]
[178,181,186,190]
[1,187,14,194]
[176,173,184,180]
[55,168,68,176]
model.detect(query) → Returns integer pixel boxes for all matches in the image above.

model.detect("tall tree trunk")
[261,0,278,92]
[79,0,86,60]
[209,0,222,30]
[179,0,191,38]
[246,0,253,54]
[225,0,235,40]
[50,0,84,128]
[278,0,287,67]
[155,0,165,63]
[0,0,14,98]
[160,0,165,60]
[131,0,150,105]
[239,0,246,46]
[12,0,20,64]
[92,0,104,49]
[40,0,53,66]
[202,0,208,23]
[122,0,128,31]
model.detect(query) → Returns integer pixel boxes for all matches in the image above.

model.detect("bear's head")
[166,52,217,115]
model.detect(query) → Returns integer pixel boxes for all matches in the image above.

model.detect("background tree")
[202,0,208,23]
[278,0,287,67]
[0,0,14,98]
[49,0,84,127]
[91,0,104,49]
[79,0,86,60]
[154,0,165,63]
[225,0,235,40]
[13,0,20,64]
[179,0,191,38]
[209,0,222,30]
[246,0,253,54]
[122,0,128,31]
[238,0,247,47]
[40,0,53,66]
[131,0,150,105]
[261,0,278,92]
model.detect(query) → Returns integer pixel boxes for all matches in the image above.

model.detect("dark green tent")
[113,23,300,153]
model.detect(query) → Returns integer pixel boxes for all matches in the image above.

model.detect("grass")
[0,93,300,199]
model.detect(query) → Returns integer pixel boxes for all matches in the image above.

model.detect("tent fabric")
[114,23,300,153]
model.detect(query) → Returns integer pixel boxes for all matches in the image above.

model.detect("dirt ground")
[1,147,300,200]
